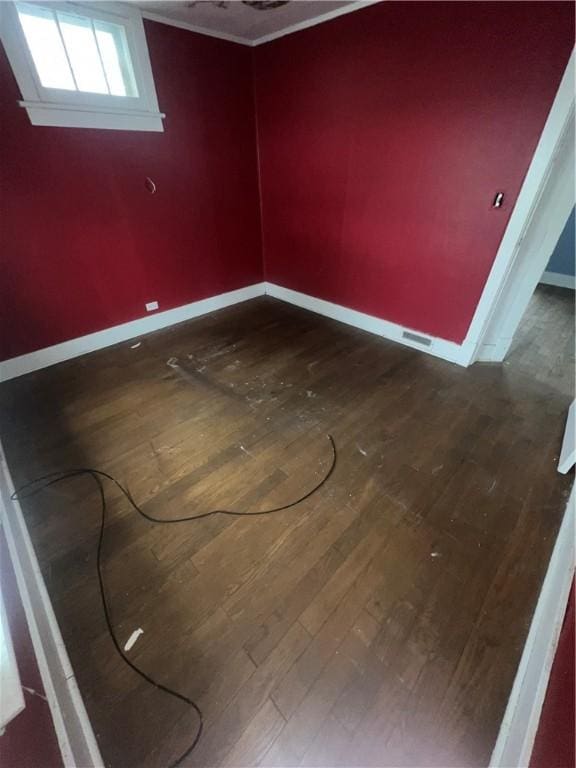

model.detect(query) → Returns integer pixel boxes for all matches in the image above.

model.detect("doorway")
[473,105,575,363]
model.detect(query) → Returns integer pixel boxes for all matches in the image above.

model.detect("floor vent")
[402,330,432,347]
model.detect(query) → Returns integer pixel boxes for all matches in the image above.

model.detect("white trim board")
[248,0,381,46]
[0,442,104,767]
[0,281,474,382]
[540,271,575,290]
[0,283,265,382]
[264,282,472,366]
[558,400,575,475]
[140,10,250,46]
[141,1,381,47]
[463,50,575,362]
[490,484,575,768]
[19,102,165,132]
[0,579,25,732]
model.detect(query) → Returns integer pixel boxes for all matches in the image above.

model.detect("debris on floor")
[124,629,144,652]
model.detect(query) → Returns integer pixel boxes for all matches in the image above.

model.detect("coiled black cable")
[10,434,337,767]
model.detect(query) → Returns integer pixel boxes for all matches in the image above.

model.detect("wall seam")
[251,47,267,284]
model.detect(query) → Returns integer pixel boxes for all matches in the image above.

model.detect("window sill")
[19,100,165,132]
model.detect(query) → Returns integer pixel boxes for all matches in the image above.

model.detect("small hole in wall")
[145,177,157,194]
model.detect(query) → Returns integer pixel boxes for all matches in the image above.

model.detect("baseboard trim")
[0,442,104,766]
[475,335,513,364]
[539,271,575,290]
[264,282,472,366]
[0,283,266,381]
[489,484,575,768]
[0,281,472,379]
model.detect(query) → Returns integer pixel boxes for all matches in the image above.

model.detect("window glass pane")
[94,26,125,96]
[16,3,75,90]
[16,3,141,102]
[94,21,138,98]
[56,11,108,94]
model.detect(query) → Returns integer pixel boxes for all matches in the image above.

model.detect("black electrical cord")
[10,434,337,768]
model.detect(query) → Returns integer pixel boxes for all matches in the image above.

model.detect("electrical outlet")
[145,301,159,312]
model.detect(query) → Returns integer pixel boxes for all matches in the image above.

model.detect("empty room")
[0,2,574,767]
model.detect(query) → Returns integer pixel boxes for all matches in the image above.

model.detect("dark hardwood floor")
[507,284,575,396]
[0,287,573,768]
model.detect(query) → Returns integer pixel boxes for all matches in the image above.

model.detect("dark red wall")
[254,1,574,343]
[0,20,263,361]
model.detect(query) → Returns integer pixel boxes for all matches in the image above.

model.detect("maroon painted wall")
[254,1,574,343]
[0,20,262,361]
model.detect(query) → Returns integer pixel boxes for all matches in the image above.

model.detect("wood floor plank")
[299,516,391,636]
[220,698,286,768]
[263,610,380,765]
[188,622,310,767]
[243,543,345,667]
[270,538,395,720]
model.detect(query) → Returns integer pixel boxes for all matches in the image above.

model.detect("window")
[0,1,164,131]
[17,3,138,96]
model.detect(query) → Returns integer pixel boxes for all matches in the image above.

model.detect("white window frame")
[0,1,165,131]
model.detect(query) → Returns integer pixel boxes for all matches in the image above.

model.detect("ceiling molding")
[140,1,382,48]
[140,10,253,46]
[251,0,381,45]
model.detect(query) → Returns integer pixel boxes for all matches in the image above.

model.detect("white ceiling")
[132,0,373,46]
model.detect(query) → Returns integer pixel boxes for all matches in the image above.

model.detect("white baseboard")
[0,283,266,381]
[490,484,575,768]
[0,280,473,380]
[0,441,104,766]
[475,336,514,364]
[264,282,472,366]
[539,271,575,289]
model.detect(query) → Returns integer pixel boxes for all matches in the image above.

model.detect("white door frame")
[462,49,575,364]
[475,106,574,361]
